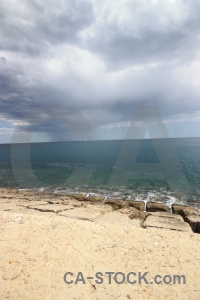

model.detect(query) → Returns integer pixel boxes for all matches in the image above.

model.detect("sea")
[0,138,200,209]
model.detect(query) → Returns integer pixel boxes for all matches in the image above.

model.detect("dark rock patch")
[172,204,200,233]
[125,201,145,211]
[146,202,170,212]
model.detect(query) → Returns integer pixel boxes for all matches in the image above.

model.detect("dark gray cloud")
[0,57,91,141]
[0,0,94,54]
[0,0,200,142]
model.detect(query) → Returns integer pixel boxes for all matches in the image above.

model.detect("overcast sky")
[1,0,200,143]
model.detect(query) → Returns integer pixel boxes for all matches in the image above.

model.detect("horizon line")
[0,136,200,145]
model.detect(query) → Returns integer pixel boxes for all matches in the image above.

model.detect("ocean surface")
[0,138,200,209]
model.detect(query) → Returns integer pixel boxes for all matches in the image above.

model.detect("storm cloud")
[0,0,200,142]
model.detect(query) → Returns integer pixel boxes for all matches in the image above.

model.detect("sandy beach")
[0,188,200,300]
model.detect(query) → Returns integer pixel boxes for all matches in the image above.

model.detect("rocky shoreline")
[1,188,200,299]
[0,188,200,234]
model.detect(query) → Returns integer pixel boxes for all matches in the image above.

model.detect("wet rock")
[146,202,170,212]
[172,205,200,217]
[172,205,200,233]
[87,196,104,203]
[73,194,86,201]
[73,194,103,203]
[184,215,200,234]
[125,201,145,211]
[104,199,124,209]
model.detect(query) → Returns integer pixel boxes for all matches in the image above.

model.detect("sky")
[0,0,200,143]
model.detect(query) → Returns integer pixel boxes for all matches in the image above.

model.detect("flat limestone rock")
[143,215,192,232]
[18,200,49,207]
[0,201,29,211]
[96,210,141,227]
[147,211,184,221]
[26,204,74,213]
[58,206,104,221]
[146,202,171,212]
[40,199,64,204]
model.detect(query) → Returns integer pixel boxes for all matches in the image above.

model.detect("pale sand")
[0,188,200,300]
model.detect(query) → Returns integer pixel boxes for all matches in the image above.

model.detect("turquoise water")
[0,138,200,208]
